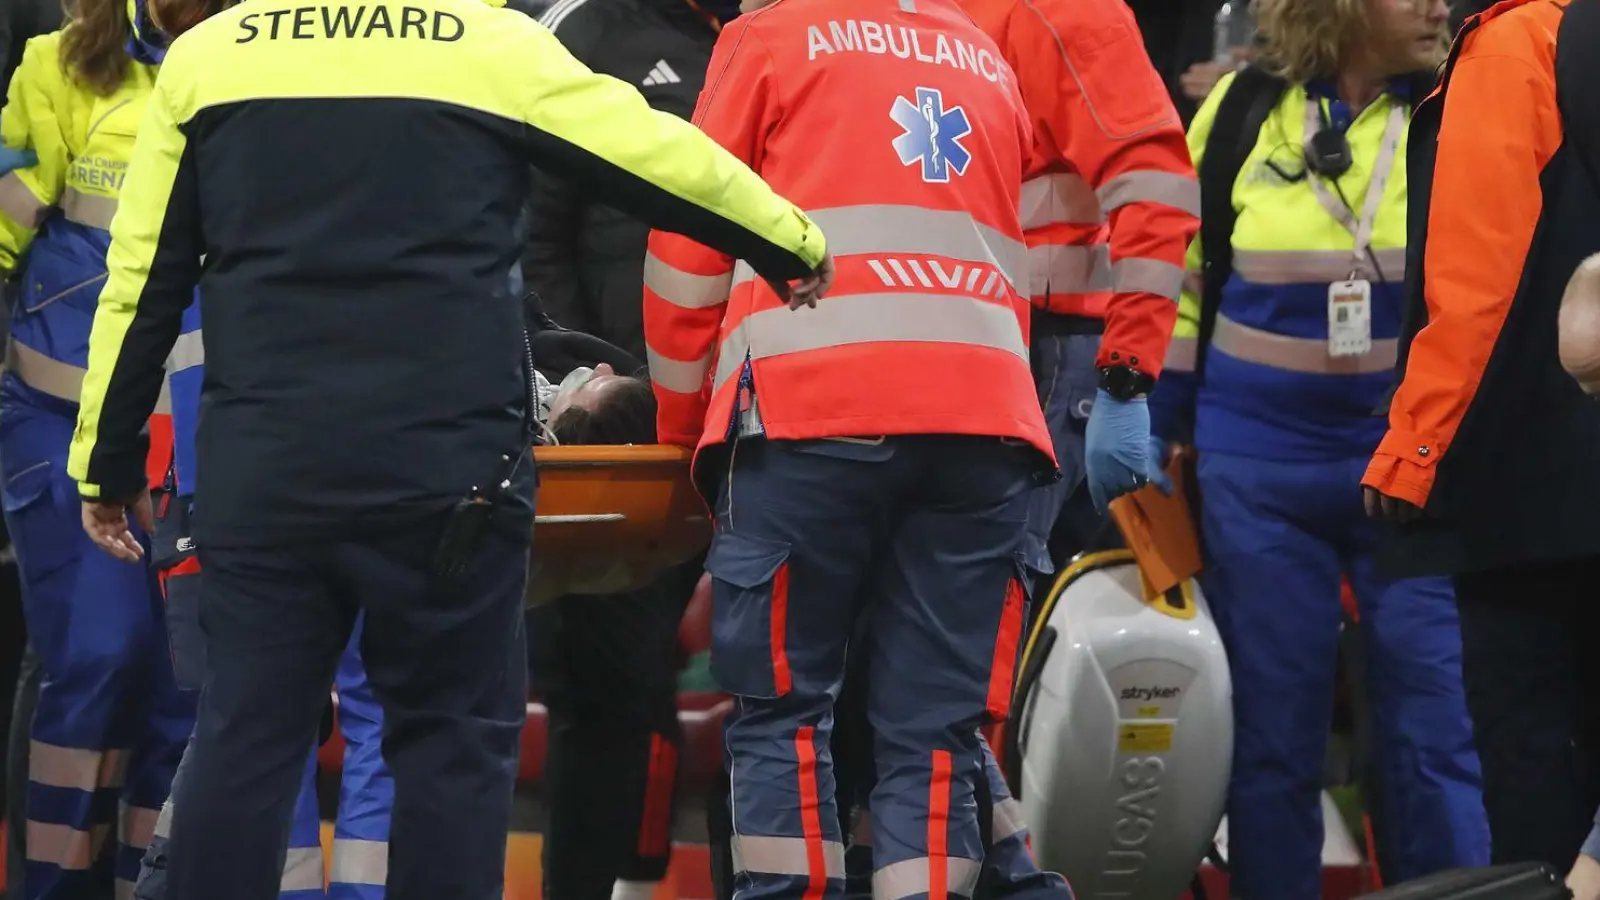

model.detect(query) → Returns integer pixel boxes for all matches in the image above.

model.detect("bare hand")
[764,252,835,311]
[1179,61,1234,102]
[1362,486,1421,524]
[81,493,154,563]
[1570,853,1600,900]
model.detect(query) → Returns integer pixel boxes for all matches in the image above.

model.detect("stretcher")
[526,445,712,605]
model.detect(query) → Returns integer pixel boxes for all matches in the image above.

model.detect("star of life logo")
[890,87,972,183]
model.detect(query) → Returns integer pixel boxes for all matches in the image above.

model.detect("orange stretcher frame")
[527,445,711,605]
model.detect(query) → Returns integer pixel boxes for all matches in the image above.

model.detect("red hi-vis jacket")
[960,0,1199,377]
[643,0,1054,463]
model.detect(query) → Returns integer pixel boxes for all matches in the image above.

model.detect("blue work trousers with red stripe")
[707,435,1040,900]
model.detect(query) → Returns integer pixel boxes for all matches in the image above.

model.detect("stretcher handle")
[533,514,628,524]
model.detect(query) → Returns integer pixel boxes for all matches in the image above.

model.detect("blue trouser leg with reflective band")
[1021,333,1099,577]
[330,617,391,900]
[1195,450,1488,900]
[0,383,196,900]
[709,436,1035,900]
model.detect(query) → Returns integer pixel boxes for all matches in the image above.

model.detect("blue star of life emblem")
[890,87,973,184]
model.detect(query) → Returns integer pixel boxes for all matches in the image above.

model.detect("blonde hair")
[1255,0,1442,84]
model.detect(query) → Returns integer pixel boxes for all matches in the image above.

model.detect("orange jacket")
[643,0,1054,463]
[959,0,1199,377]
[1363,0,1565,507]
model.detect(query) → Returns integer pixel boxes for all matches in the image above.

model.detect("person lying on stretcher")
[532,325,657,446]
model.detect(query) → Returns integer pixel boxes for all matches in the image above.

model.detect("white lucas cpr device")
[1012,550,1233,900]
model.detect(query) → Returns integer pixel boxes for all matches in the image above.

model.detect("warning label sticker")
[1118,722,1175,753]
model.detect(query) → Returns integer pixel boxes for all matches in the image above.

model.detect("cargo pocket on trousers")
[2,460,79,589]
[706,530,794,700]
[161,565,206,692]
[984,554,1033,723]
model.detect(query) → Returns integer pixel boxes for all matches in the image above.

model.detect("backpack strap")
[1195,65,1288,379]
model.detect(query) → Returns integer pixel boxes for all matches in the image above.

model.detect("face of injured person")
[548,363,630,426]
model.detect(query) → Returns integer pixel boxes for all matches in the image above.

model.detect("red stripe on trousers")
[795,726,827,900]
[771,563,792,695]
[157,556,202,599]
[929,750,952,900]
[985,578,1027,719]
[637,733,679,858]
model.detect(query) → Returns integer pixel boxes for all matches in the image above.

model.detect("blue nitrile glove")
[1085,390,1171,512]
[0,146,38,177]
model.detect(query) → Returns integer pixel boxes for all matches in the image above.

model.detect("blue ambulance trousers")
[707,435,1038,900]
[1020,331,1101,577]
[136,599,394,900]
[0,385,195,900]
[1195,450,1490,900]
[162,517,528,900]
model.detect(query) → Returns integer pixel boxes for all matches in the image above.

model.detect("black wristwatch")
[1098,365,1156,401]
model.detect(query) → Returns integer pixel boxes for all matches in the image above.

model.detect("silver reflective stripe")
[166,330,204,373]
[732,834,846,878]
[1112,257,1185,301]
[1211,313,1398,375]
[118,801,159,851]
[1028,244,1112,298]
[0,172,46,228]
[7,341,84,403]
[1164,336,1197,374]
[331,837,388,886]
[1019,172,1101,229]
[713,292,1028,392]
[155,375,173,415]
[991,798,1027,843]
[1096,170,1202,217]
[871,856,982,900]
[153,796,174,841]
[60,188,117,231]
[644,253,734,310]
[281,846,326,893]
[805,205,1026,291]
[645,346,711,394]
[1231,248,1406,286]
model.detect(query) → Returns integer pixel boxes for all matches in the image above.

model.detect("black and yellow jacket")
[65,0,825,545]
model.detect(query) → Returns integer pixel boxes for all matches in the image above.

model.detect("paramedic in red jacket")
[642,2,1063,897]
[962,0,1199,572]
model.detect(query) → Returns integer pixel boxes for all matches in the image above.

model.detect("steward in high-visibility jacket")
[1145,0,1490,893]
[960,0,1198,561]
[642,1,1063,898]
[0,2,196,896]
[1365,0,1600,872]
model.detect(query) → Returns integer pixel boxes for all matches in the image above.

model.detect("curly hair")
[59,0,131,97]
[1255,0,1444,84]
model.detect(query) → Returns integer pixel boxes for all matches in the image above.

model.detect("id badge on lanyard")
[1306,100,1405,359]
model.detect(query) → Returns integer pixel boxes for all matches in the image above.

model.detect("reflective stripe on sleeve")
[331,837,388,886]
[1164,336,1197,374]
[26,821,111,870]
[0,172,47,228]
[1232,248,1407,286]
[1096,170,1202,217]
[1028,244,1112,299]
[28,740,126,791]
[1111,257,1185,301]
[281,846,326,893]
[871,857,982,900]
[60,188,118,231]
[1211,313,1398,374]
[645,253,734,310]
[645,347,712,395]
[166,329,204,373]
[1020,173,1101,229]
[991,798,1027,844]
[731,834,846,878]
[712,292,1027,393]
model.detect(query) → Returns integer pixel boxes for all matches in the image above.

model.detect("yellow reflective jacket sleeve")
[508,15,826,280]
[0,33,72,276]
[68,58,202,500]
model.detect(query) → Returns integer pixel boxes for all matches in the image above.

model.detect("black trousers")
[1454,556,1600,871]
[165,516,530,900]
[527,560,699,900]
